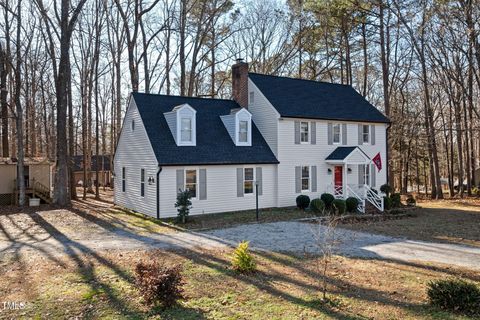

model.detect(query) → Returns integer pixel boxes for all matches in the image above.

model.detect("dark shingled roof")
[132,92,278,166]
[73,155,111,172]
[249,73,390,123]
[325,147,358,161]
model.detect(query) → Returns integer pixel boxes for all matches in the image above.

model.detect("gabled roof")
[249,73,390,123]
[325,146,370,164]
[132,92,278,166]
[73,155,111,172]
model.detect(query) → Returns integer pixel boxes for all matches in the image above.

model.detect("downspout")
[156,165,162,219]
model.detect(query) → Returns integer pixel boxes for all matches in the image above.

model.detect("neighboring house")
[114,60,389,218]
[0,157,53,205]
[73,155,112,187]
[475,168,480,187]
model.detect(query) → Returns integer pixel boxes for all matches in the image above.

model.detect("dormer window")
[181,118,192,142]
[239,120,248,143]
[163,103,196,146]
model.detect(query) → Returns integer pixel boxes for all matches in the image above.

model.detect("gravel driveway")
[2,213,480,270]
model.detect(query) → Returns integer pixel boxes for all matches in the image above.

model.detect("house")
[73,155,112,187]
[475,168,480,187]
[0,157,53,205]
[114,60,389,218]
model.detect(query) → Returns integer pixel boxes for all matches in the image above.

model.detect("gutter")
[156,165,162,219]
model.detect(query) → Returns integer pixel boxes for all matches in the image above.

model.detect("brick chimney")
[232,58,248,108]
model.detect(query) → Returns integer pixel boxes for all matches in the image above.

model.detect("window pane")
[300,122,309,142]
[239,121,248,142]
[244,181,253,194]
[186,170,196,184]
[244,168,254,181]
[302,178,309,190]
[302,166,309,178]
[181,118,192,142]
[141,169,145,182]
[186,183,196,198]
[363,125,369,143]
[333,124,340,143]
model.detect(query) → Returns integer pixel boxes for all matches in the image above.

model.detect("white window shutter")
[358,124,363,145]
[342,124,347,145]
[176,170,184,193]
[295,166,301,193]
[371,125,376,145]
[358,164,365,185]
[327,123,333,145]
[237,168,244,197]
[311,122,316,144]
[311,166,317,192]
[371,164,376,187]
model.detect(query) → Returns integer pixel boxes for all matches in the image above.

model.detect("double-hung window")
[140,169,145,197]
[333,124,341,144]
[244,168,254,194]
[300,122,309,143]
[185,169,197,198]
[362,125,370,144]
[180,118,192,142]
[239,120,248,143]
[301,166,310,191]
[364,165,370,186]
[122,167,126,192]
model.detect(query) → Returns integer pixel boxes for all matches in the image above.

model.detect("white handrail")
[364,185,384,212]
[346,185,365,213]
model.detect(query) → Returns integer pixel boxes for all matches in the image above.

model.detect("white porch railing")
[345,185,365,213]
[364,185,384,212]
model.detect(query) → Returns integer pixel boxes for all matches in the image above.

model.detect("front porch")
[325,147,384,212]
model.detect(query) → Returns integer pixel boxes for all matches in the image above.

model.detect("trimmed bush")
[310,198,325,213]
[391,193,401,208]
[320,193,335,209]
[406,194,416,206]
[427,278,480,316]
[231,241,256,273]
[296,195,311,210]
[134,261,184,307]
[383,196,392,210]
[332,199,346,215]
[380,184,392,197]
[175,189,192,224]
[345,197,359,213]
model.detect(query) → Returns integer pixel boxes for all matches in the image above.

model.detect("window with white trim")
[301,166,310,191]
[180,118,192,142]
[362,125,370,144]
[244,168,254,194]
[122,167,126,192]
[185,169,197,198]
[333,124,341,144]
[140,169,145,197]
[300,122,309,143]
[239,120,248,143]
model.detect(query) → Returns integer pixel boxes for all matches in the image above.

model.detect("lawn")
[340,199,480,248]
[1,248,478,320]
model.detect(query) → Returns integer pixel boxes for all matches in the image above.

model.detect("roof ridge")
[132,92,235,102]
[248,72,352,87]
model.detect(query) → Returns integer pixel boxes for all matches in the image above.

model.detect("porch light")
[148,176,155,185]
[347,168,352,174]
[327,168,332,175]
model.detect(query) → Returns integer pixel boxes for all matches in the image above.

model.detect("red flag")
[372,152,382,171]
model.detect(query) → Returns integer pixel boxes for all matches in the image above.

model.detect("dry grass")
[341,199,480,247]
[1,248,478,320]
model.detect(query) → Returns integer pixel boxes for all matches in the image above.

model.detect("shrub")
[310,198,325,213]
[406,194,416,206]
[473,187,480,197]
[320,193,335,209]
[427,278,480,316]
[296,195,310,210]
[332,199,346,215]
[231,241,256,273]
[134,261,184,307]
[383,196,392,210]
[380,184,392,197]
[175,189,192,224]
[345,197,359,213]
[391,193,401,208]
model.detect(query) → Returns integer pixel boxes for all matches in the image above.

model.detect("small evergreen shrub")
[231,241,256,273]
[472,187,480,197]
[391,193,401,208]
[427,278,480,316]
[320,193,335,209]
[383,196,392,210]
[296,195,310,210]
[380,184,392,197]
[406,194,416,206]
[310,198,325,213]
[134,261,184,307]
[332,199,346,215]
[175,189,192,224]
[345,197,359,213]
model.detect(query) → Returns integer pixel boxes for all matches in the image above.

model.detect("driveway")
[1,208,480,270]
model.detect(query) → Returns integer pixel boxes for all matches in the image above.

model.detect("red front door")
[334,166,343,188]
